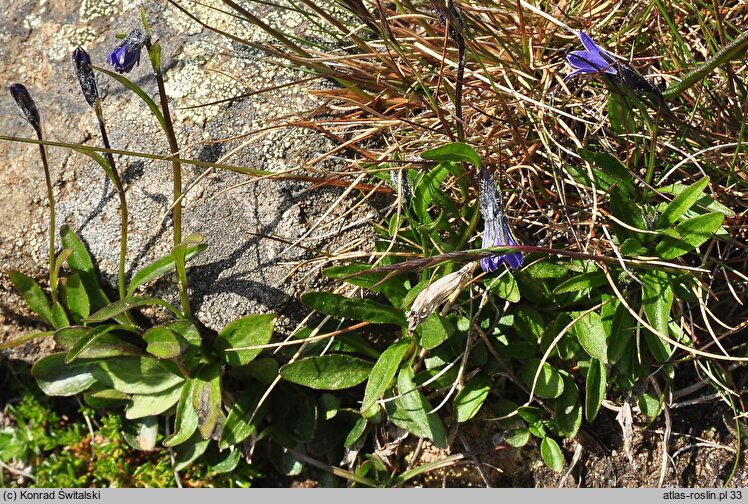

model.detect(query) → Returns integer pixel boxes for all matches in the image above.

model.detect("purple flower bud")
[564,31,618,81]
[9,83,41,132]
[478,167,523,272]
[72,47,99,107]
[107,28,149,73]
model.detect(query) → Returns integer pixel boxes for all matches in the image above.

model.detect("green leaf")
[411,165,449,223]
[579,150,635,196]
[505,428,531,448]
[319,393,341,421]
[343,416,368,451]
[55,326,141,359]
[192,363,222,439]
[280,355,373,390]
[609,187,646,236]
[64,324,128,363]
[50,302,70,329]
[9,271,54,326]
[517,405,543,425]
[619,237,647,257]
[608,303,634,364]
[524,262,568,279]
[454,375,491,422]
[420,142,482,168]
[93,356,184,394]
[301,292,406,327]
[61,273,90,323]
[163,381,198,447]
[127,244,207,297]
[60,225,110,311]
[657,176,710,229]
[638,393,662,419]
[416,313,451,350]
[0,331,54,351]
[173,431,210,471]
[555,373,582,438]
[84,388,129,409]
[269,441,305,476]
[85,296,182,323]
[361,338,411,413]
[92,64,167,132]
[323,264,409,307]
[570,311,609,363]
[214,313,276,366]
[164,319,202,346]
[143,326,190,359]
[126,383,183,419]
[489,273,521,302]
[283,387,318,442]
[554,271,607,295]
[658,184,735,218]
[585,359,607,422]
[385,367,447,448]
[219,388,267,449]
[148,40,162,73]
[519,359,564,399]
[655,212,724,260]
[243,358,280,385]
[608,93,637,136]
[540,437,565,473]
[641,271,674,362]
[31,353,98,396]
[122,416,158,451]
[205,445,241,475]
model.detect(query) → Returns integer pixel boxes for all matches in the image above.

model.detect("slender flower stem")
[94,100,129,303]
[148,42,191,319]
[36,128,58,305]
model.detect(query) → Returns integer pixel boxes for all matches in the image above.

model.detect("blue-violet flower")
[565,31,618,81]
[107,28,149,73]
[478,167,523,272]
[72,47,99,107]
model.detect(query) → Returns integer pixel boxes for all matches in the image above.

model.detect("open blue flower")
[478,167,523,272]
[565,31,618,81]
[107,28,149,73]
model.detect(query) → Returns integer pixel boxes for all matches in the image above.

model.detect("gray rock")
[0,0,374,359]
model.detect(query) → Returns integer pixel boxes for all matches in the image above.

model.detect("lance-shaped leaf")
[301,292,406,327]
[163,381,198,447]
[9,271,54,326]
[93,356,184,394]
[385,366,447,448]
[126,383,183,419]
[127,244,207,297]
[192,363,222,439]
[214,313,276,366]
[60,225,110,311]
[280,355,373,390]
[31,353,98,396]
[657,176,710,229]
[361,338,411,413]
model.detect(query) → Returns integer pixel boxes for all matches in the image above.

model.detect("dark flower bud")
[72,47,99,107]
[9,83,41,132]
[107,28,149,74]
